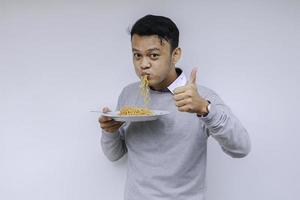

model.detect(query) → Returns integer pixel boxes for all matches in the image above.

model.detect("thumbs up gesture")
[173,68,209,115]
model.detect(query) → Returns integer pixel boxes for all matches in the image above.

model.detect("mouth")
[140,72,151,80]
[141,71,150,76]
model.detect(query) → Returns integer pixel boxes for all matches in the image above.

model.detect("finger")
[99,107,112,122]
[177,104,192,112]
[173,85,187,95]
[175,99,188,107]
[173,93,186,101]
[102,107,111,113]
[102,122,120,130]
[188,68,197,84]
[101,119,120,127]
[104,122,124,132]
[100,120,122,129]
[98,116,113,123]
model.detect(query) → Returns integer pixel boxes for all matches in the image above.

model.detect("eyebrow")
[132,48,161,52]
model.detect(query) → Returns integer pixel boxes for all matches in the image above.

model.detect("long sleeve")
[101,129,127,161]
[100,88,128,161]
[201,90,251,158]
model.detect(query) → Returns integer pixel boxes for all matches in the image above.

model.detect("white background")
[1,0,299,199]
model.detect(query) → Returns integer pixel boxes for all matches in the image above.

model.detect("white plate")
[91,110,170,122]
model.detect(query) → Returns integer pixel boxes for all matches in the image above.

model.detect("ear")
[171,47,181,65]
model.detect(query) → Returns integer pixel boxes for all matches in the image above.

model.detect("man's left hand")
[173,68,209,115]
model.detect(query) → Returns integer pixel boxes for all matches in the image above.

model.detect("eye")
[150,54,159,60]
[133,53,142,60]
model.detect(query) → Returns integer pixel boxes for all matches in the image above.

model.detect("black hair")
[130,15,179,52]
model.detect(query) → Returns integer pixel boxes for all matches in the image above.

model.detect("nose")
[140,57,150,70]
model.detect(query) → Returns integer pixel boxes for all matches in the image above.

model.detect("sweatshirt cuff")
[199,103,219,124]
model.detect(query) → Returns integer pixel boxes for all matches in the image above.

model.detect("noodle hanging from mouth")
[139,75,150,106]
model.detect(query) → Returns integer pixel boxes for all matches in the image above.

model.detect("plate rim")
[102,110,170,118]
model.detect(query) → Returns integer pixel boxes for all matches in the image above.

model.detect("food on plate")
[119,106,153,116]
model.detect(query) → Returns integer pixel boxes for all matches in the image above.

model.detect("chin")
[148,79,157,87]
[148,82,163,90]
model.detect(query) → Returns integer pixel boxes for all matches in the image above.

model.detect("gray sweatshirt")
[101,81,251,200]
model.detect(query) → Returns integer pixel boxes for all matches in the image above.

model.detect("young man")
[99,15,251,200]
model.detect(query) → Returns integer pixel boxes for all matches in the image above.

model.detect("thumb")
[188,68,197,84]
[102,107,111,113]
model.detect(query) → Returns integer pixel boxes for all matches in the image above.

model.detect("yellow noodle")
[119,106,153,116]
[139,75,150,106]
[118,75,153,116]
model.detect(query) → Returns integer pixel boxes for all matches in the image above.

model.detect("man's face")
[131,34,179,90]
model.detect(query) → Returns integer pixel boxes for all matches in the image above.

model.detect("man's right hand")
[98,107,124,133]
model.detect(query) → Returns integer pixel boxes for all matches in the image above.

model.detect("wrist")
[197,100,211,117]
